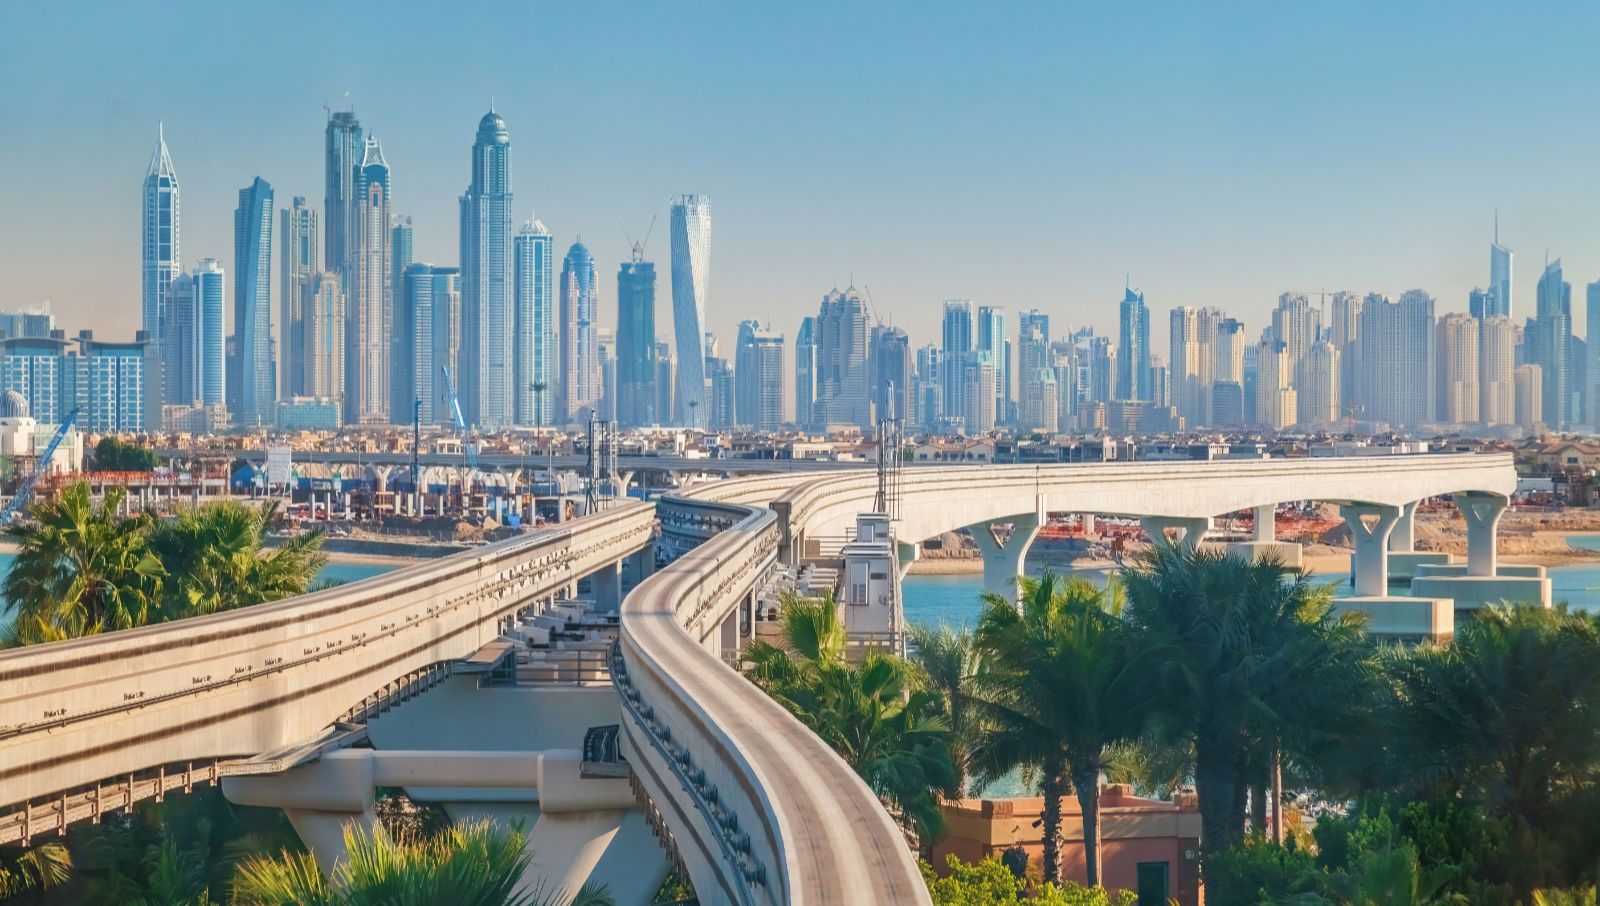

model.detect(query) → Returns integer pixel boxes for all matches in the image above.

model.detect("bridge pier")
[972,513,1041,600]
[1340,503,1401,595]
[1228,504,1303,567]
[1411,492,1550,612]
[590,561,622,614]
[1140,515,1211,552]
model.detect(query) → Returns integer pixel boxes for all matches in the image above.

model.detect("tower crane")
[440,366,477,473]
[0,408,80,524]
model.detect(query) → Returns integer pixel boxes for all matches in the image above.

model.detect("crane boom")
[439,366,476,472]
[1,407,80,523]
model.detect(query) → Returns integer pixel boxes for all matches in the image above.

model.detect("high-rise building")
[1480,315,1516,426]
[794,316,818,430]
[706,355,735,430]
[387,217,415,419]
[232,177,274,427]
[1515,363,1543,431]
[1116,286,1150,401]
[1534,258,1572,430]
[913,343,943,431]
[977,306,1007,416]
[869,324,911,424]
[460,110,515,428]
[1489,214,1513,319]
[962,356,997,433]
[1255,339,1294,429]
[735,320,785,431]
[653,342,675,428]
[301,272,345,402]
[79,331,153,434]
[1328,292,1362,419]
[1358,291,1435,428]
[142,124,180,402]
[346,137,391,424]
[616,245,658,428]
[279,196,318,398]
[0,309,56,341]
[1169,307,1202,426]
[165,259,226,409]
[1435,313,1480,425]
[513,219,555,427]
[324,110,363,292]
[1018,311,1051,430]
[670,195,712,427]
[941,300,974,418]
[1297,341,1339,426]
[560,240,600,421]
[814,288,871,429]
[0,334,71,424]
[1270,292,1320,376]
[596,326,617,422]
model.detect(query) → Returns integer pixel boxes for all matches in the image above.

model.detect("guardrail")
[0,502,655,840]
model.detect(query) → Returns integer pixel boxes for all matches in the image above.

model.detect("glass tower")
[1117,286,1150,401]
[459,110,514,428]
[324,110,362,293]
[561,240,600,420]
[347,136,391,425]
[616,245,658,428]
[670,195,712,427]
[142,123,180,403]
[280,196,318,398]
[514,219,555,427]
[233,176,274,427]
[1489,214,1513,320]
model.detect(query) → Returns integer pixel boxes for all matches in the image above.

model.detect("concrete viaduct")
[0,454,1519,904]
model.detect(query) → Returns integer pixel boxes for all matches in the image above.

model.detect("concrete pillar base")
[1340,504,1401,596]
[1225,541,1302,568]
[1386,552,1455,582]
[1415,563,1546,579]
[1334,595,1454,642]
[1410,575,1551,611]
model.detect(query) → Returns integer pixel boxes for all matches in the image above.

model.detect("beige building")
[1516,363,1544,431]
[1436,313,1480,425]
[1480,315,1516,425]
[1296,340,1340,426]
[1256,339,1294,430]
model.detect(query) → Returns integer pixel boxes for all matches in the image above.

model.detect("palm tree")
[0,841,72,898]
[745,592,957,841]
[907,621,985,797]
[2,482,162,645]
[971,571,1155,888]
[1120,544,1373,858]
[146,499,326,619]
[231,819,614,906]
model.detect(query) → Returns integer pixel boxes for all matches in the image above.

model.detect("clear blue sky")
[4,1,1600,354]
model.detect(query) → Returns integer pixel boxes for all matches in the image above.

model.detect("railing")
[484,649,612,686]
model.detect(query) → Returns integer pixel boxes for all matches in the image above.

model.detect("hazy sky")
[5,1,1600,357]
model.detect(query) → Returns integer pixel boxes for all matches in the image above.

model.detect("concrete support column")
[1457,492,1509,577]
[971,512,1041,600]
[1389,500,1418,552]
[1081,513,1096,535]
[719,608,739,659]
[1254,504,1275,543]
[1140,516,1212,552]
[896,540,921,579]
[590,560,622,613]
[1340,503,1402,596]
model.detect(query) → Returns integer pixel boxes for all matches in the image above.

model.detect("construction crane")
[440,366,477,473]
[0,407,80,524]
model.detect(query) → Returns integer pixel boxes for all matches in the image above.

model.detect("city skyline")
[13,3,1600,358]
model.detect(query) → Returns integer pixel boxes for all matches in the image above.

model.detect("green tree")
[0,842,72,899]
[971,572,1155,889]
[146,499,325,619]
[92,437,158,472]
[908,621,986,797]
[2,483,162,645]
[1120,545,1373,858]
[230,820,613,906]
[920,855,1137,906]
[745,592,957,841]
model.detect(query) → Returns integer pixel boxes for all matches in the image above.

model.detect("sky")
[5,1,1600,359]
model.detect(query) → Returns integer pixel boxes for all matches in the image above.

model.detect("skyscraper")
[1328,291,1362,419]
[1017,311,1052,430]
[616,244,658,428]
[324,110,362,291]
[794,316,818,430]
[1534,258,1571,430]
[1515,363,1543,430]
[280,196,318,398]
[913,343,943,431]
[1489,214,1513,319]
[941,300,974,419]
[1358,290,1435,428]
[460,110,515,428]
[814,287,871,429]
[1116,286,1150,401]
[142,123,180,402]
[387,217,415,418]
[1435,313,1480,425]
[670,195,712,427]
[560,240,600,421]
[346,137,391,425]
[1270,292,1320,376]
[869,324,912,424]
[232,177,274,427]
[166,259,226,410]
[302,272,345,402]
[1297,341,1339,426]
[976,306,1007,416]
[735,320,785,431]
[1255,339,1295,429]
[513,219,555,427]
[1480,315,1516,426]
